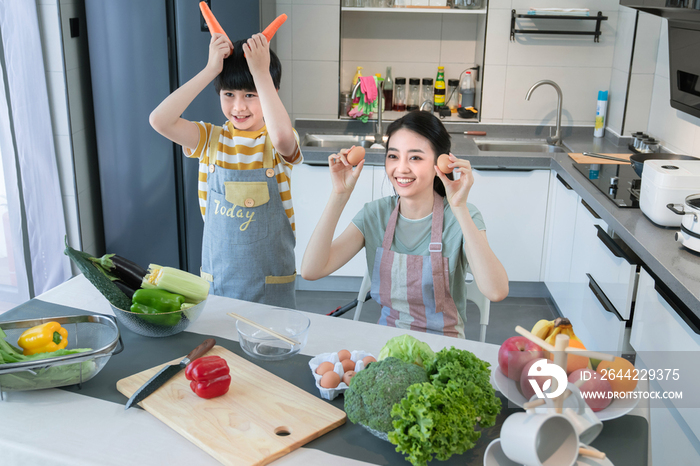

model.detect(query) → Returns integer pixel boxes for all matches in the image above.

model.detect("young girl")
[301,111,508,338]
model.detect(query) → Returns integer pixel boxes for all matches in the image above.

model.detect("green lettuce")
[387,347,502,466]
[378,334,435,367]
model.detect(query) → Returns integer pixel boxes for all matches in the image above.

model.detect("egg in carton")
[308,350,375,400]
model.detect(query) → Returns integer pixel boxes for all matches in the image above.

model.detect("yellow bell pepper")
[17,322,68,356]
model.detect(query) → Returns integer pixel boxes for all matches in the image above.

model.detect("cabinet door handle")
[580,199,601,219]
[587,273,624,322]
[653,278,700,335]
[474,167,536,172]
[556,173,573,190]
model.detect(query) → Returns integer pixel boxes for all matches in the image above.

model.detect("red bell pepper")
[185,355,231,399]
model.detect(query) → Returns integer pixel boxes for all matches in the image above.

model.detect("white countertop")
[0,275,507,466]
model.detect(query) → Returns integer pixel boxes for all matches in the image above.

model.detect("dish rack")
[0,314,123,398]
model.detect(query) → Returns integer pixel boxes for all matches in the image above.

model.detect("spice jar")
[421,78,433,110]
[393,77,407,112]
[447,79,459,113]
[407,78,421,111]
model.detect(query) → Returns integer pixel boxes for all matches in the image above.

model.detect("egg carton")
[309,350,375,400]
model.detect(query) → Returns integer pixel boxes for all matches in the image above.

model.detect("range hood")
[620,1,700,22]
[621,1,700,119]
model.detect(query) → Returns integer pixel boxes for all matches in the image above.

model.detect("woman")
[301,112,508,338]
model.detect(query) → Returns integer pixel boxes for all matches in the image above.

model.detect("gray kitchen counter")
[294,119,700,325]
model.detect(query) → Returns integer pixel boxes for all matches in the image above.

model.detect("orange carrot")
[262,14,287,42]
[199,2,232,49]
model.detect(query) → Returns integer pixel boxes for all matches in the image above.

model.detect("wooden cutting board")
[568,152,632,164]
[116,346,346,466]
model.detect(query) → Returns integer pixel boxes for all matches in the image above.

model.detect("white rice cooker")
[640,159,700,227]
[668,194,700,253]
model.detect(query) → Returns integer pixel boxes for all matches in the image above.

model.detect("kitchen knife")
[124,338,216,410]
[582,152,631,163]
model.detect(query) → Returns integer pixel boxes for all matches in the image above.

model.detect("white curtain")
[0,0,70,298]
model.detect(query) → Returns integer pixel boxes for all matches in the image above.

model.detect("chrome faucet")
[419,100,433,112]
[526,80,563,146]
[352,79,385,145]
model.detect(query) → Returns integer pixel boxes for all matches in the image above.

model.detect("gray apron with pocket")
[200,125,296,308]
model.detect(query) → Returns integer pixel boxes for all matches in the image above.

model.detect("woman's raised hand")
[328,146,365,195]
[435,154,474,207]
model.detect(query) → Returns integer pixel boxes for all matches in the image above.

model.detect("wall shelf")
[342,7,486,14]
[510,10,608,42]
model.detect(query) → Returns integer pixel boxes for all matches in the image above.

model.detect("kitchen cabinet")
[291,163,373,278]
[631,268,700,464]
[467,169,550,282]
[339,7,486,120]
[563,198,632,353]
[543,173,579,312]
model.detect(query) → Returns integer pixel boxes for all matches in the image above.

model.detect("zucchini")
[64,239,132,310]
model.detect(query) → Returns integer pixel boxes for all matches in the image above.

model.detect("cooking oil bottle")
[434,66,446,110]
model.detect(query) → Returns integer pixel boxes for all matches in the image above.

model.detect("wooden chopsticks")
[227,312,300,346]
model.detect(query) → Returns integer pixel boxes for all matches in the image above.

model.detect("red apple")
[520,357,554,401]
[498,336,544,381]
[569,368,613,412]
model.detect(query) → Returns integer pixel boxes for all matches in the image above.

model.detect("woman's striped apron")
[371,192,464,338]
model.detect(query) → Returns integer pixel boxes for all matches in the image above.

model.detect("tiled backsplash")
[483,0,621,126]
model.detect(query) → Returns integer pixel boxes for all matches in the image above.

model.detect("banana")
[530,319,555,340]
[544,317,584,347]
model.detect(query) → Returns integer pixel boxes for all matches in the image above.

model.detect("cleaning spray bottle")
[594,90,608,138]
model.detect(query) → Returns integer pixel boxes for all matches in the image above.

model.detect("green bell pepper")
[130,302,182,327]
[130,289,185,327]
[132,289,185,312]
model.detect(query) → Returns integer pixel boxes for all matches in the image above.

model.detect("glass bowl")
[0,315,122,393]
[110,299,207,338]
[235,308,310,361]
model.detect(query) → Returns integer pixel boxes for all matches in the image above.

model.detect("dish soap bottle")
[594,90,608,138]
[351,66,363,110]
[384,66,393,111]
[434,66,446,111]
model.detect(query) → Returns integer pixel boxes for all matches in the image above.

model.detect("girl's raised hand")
[206,33,232,74]
[328,147,365,195]
[435,154,474,207]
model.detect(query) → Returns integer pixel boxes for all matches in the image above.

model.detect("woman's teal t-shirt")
[351,195,486,324]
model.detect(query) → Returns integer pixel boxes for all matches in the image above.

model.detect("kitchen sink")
[301,134,385,149]
[476,140,567,153]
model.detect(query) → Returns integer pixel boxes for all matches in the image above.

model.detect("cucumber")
[64,238,132,310]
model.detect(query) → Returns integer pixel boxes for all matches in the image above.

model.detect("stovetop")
[573,162,641,208]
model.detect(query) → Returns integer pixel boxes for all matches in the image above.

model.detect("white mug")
[531,382,603,444]
[500,412,579,466]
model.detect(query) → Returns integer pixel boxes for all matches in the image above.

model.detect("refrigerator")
[84,0,259,272]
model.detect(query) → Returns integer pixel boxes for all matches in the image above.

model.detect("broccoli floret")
[344,357,429,433]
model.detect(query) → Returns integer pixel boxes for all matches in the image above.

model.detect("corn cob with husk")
[142,264,210,304]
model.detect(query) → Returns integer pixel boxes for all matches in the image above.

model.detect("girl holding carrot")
[301,112,509,338]
[149,15,302,308]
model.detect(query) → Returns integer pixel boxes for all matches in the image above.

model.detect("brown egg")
[437,153,453,174]
[342,371,356,386]
[316,361,334,375]
[346,146,365,166]
[320,370,341,388]
[341,358,356,372]
[362,356,376,366]
[337,349,351,361]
